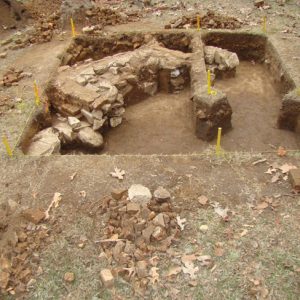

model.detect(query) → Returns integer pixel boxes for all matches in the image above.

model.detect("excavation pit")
[21,31,300,156]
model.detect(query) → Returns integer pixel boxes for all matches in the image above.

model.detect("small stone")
[76,76,87,86]
[77,127,104,149]
[200,225,209,233]
[93,63,109,75]
[136,261,148,278]
[100,269,114,288]
[171,69,180,78]
[22,208,45,224]
[152,226,166,241]
[64,272,75,283]
[289,169,300,191]
[81,109,94,125]
[80,67,95,76]
[110,116,122,128]
[93,119,106,131]
[0,52,7,59]
[153,213,166,227]
[153,186,171,203]
[68,116,81,129]
[128,184,152,204]
[127,202,141,213]
[92,109,103,120]
[254,0,264,8]
[86,83,99,92]
[142,224,155,243]
[111,188,127,200]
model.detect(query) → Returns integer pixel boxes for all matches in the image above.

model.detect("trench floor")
[102,61,300,155]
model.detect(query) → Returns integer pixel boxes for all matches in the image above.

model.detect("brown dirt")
[102,62,299,155]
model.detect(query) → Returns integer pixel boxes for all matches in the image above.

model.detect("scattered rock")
[199,224,209,233]
[111,188,127,200]
[136,260,148,278]
[100,269,114,288]
[289,169,300,191]
[254,0,265,8]
[64,272,75,283]
[110,116,122,128]
[0,52,7,59]
[77,127,104,149]
[22,208,45,224]
[128,184,152,204]
[153,187,171,203]
[68,116,81,129]
[26,128,61,156]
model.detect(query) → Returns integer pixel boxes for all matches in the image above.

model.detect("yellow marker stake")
[297,88,300,96]
[207,70,212,95]
[216,127,222,156]
[2,135,13,157]
[197,15,201,31]
[262,16,267,33]
[33,81,40,106]
[70,18,76,38]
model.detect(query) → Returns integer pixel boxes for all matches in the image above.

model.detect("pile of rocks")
[0,201,50,296]
[165,10,242,30]
[26,39,191,155]
[1,68,32,87]
[204,46,239,78]
[98,185,181,287]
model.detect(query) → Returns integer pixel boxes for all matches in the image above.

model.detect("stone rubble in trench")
[26,37,240,155]
[27,39,191,155]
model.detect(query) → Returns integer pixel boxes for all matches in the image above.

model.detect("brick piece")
[289,169,300,191]
[100,269,114,288]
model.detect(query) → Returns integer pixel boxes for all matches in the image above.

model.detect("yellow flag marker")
[207,70,212,95]
[33,80,40,106]
[197,15,201,31]
[70,18,76,38]
[216,127,222,156]
[262,16,267,33]
[2,135,13,157]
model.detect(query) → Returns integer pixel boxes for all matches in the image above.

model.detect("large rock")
[128,184,152,204]
[77,127,104,149]
[27,128,61,156]
[53,120,75,143]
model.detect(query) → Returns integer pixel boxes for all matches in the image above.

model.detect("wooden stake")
[207,70,212,95]
[197,15,201,31]
[33,80,40,106]
[2,135,13,157]
[216,127,222,156]
[70,18,76,38]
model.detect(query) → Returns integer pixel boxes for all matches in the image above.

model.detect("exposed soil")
[1,0,300,299]
[101,62,300,155]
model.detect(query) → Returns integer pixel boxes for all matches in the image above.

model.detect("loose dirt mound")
[166,10,243,30]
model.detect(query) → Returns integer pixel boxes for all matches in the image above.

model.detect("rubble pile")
[1,68,32,87]
[97,186,181,287]
[27,39,191,155]
[166,10,242,30]
[204,46,240,78]
[0,201,50,297]
[81,7,140,33]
